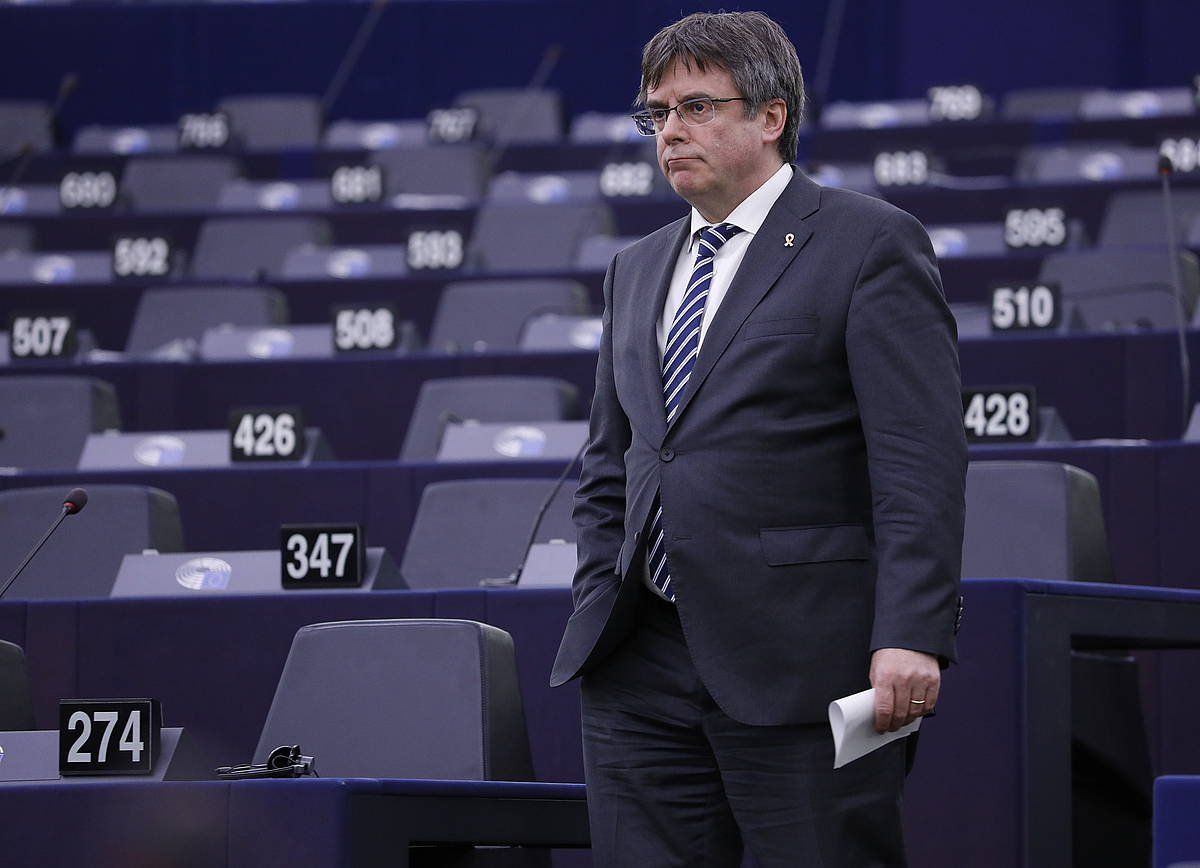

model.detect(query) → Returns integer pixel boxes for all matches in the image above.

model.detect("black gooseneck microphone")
[483,434,588,586]
[0,488,88,601]
[4,73,79,190]
[1158,154,1193,435]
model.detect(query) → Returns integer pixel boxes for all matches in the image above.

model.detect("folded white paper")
[828,688,922,769]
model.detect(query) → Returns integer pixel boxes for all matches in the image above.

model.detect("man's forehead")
[646,58,734,100]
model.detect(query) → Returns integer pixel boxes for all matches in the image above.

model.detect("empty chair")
[189,216,330,281]
[126,286,288,358]
[120,156,238,212]
[1100,190,1200,248]
[488,171,600,204]
[401,478,576,589]
[576,235,639,271]
[569,112,644,143]
[1185,404,1200,441]
[218,94,322,150]
[0,224,32,254]
[0,376,119,469]
[469,201,613,272]
[1016,143,1159,185]
[0,485,183,600]
[963,461,1111,581]
[819,99,929,129]
[323,118,427,150]
[0,641,34,731]
[455,87,562,145]
[400,375,579,461]
[962,460,1151,865]
[1001,87,1091,121]
[1080,88,1195,120]
[255,619,533,780]
[1063,288,1188,332]
[0,101,51,154]
[428,279,589,352]
[372,144,489,205]
[1040,247,1200,319]
[74,125,177,155]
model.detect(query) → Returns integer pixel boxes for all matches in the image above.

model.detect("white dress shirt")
[645,162,793,599]
[656,162,794,359]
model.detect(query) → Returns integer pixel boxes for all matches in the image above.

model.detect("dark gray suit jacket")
[550,168,967,726]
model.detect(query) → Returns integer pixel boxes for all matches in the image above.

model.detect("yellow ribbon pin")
[784,233,795,247]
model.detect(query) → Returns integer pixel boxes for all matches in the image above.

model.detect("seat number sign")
[59,699,161,776]
[229,407,305,462]
[8,312,76,360]
[962,387,1038,443]
[281,524,363,588]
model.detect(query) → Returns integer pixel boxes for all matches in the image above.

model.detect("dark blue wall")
[2,0,1199,142]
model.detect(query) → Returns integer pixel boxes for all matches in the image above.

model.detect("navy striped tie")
[648,222,743,601]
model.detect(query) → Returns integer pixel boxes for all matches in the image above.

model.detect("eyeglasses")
[631,97,749,136]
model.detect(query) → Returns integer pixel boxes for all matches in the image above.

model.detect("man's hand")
[869,648,940,733]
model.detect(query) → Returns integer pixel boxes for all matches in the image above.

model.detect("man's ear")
[761,98,787,146]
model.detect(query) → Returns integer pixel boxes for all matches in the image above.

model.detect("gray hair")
[637,11,805,162]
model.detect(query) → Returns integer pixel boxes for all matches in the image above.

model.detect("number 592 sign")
[59,699,162,776]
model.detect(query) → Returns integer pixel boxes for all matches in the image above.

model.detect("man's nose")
[660,107,689,143]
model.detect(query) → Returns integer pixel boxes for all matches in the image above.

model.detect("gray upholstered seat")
[254,619,533,780]
[126,286,288,358]
[120,156,239,212]
[218,94,322,150]
[401,478,576,589]
[428,279,589,353]
[0,376,120,470]
[399,376,579,461]
[189,216,330,281]
[468,202,613,272]
[0,485,183,600]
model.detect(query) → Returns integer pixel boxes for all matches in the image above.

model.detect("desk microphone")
[4,73,79,191]
[1158,154,1193,435]
[483,433,587,587]
[0,487,88,601]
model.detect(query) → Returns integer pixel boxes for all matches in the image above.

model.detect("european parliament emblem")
[247,328,295,359]
[134,435,187,468]
[112,128,151,154]
[32,255,75,284]
[493,426,547,458]
[258,182,300,211]
[176,558,233,591]
[327,249,371,279]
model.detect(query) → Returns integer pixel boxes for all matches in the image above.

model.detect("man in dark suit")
[551,11,966,866]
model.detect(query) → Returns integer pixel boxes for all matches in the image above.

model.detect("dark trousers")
[580,588,907,868]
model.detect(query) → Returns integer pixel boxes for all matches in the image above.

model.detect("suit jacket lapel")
[638,216,691,443]
[666,171,821,435]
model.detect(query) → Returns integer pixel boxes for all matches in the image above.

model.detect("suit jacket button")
[660,447,674,462]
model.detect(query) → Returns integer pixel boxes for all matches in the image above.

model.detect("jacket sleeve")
[570,254,632,609]
[845,207,968,662]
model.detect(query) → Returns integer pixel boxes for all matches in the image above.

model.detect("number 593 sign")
[59,699,162,776]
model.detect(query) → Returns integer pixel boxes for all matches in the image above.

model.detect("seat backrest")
[255,619,533,780]
[400,376,579,461]
[401,478,576,589]
[0,224,33,254]
[0,641,34,731]
[428,279,589,352]
[120,156,239,212]
[1040,247,1200,316]
[1064,287,1188,332]
[962,461,1113,582]
[126,286,288,356]
[189,216,330,281]
[1099,190,1200,248]
[455,87,562,145]
[373,144,489,202]
[1001,87,1091,120]
[468,202,613,272]
[1185,404,1200,441]
[0,101,51,153]
[0,376,120,469]
[218,94,322,150]
[0,484,184,599]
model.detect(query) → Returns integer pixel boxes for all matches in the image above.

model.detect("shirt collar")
[688,162,793,245]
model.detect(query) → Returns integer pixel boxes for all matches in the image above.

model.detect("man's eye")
[650,110,669,122]
[686,101,708,114]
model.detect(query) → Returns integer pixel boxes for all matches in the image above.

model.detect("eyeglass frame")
[630,96,750,136]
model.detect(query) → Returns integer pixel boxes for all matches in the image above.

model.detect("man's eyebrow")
[644,92,714,109]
